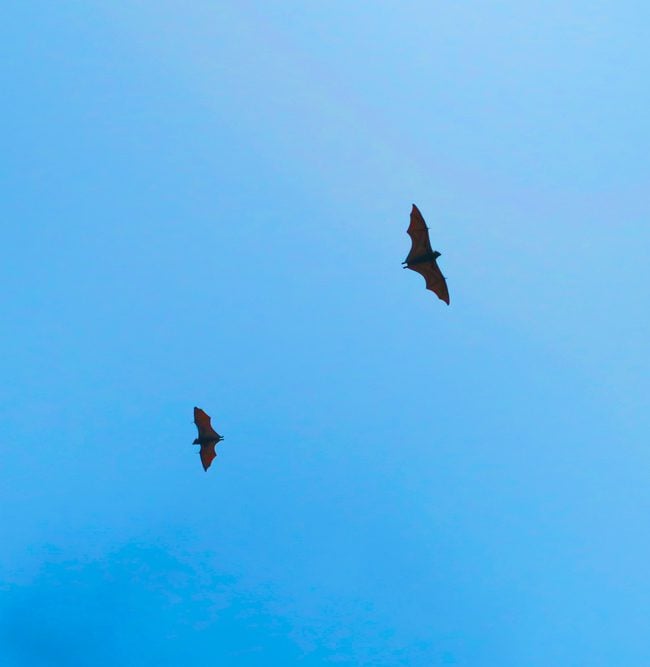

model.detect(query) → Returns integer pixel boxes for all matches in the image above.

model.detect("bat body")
[402,204,450,304]
[193,406,224,472]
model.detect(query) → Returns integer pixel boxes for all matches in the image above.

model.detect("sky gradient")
[2,2,650,664]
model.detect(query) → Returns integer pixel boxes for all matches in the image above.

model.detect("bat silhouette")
[402,204,450,304]
[193,407,224,472]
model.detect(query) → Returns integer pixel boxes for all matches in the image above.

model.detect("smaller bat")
[402,204,450,304]
[193,407,224,472]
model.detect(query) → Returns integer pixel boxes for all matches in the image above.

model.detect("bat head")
[433,251,442,259]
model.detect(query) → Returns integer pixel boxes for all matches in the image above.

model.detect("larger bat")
[403,204,450,304]
[193,407,224,472]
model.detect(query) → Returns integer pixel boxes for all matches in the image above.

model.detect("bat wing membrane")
[408,262,450,304]
[200,443,217,471]
[405,204,434,263]
[194,406,219,440]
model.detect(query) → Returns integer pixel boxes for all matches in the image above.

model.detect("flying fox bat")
[402,204,450,304]
[193,407,224,472]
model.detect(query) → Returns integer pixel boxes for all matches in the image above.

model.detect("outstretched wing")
[200,442,217,471]
[405,204,434,264]
[407,261,450,304]
[194,406,220,440]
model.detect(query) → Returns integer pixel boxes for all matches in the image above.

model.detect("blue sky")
[2,2,650,664]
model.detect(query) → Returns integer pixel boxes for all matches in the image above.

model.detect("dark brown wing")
[200,442,217,471]
[194,407,219,440]
[407,261,450,304]
[405,204,434,264]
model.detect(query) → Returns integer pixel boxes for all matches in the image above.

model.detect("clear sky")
[2,2,650,665]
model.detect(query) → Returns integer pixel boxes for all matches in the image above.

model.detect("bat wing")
[194,406,220,440]
[405,204,434,264]
[407,261,450,304]
[200,443,217,471]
